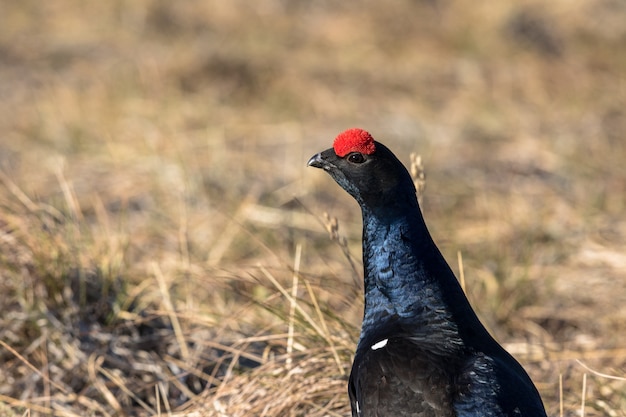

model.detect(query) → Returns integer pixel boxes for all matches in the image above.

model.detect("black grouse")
[308,128,547,417]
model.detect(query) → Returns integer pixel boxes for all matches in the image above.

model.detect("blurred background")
[0,1,625,416]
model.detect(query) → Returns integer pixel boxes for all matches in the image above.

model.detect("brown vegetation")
[0,1,625,416]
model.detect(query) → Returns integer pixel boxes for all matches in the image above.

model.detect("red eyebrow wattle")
[333,128,376,157]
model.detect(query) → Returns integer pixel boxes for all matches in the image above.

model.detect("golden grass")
[1,0,625,416]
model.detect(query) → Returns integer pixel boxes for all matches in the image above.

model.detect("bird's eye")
[347,153,365,164]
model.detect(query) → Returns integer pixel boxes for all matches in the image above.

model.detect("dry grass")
[1,0,625,416]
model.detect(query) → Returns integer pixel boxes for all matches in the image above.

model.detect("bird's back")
[349,335,545,417]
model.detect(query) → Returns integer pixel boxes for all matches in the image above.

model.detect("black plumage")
[308,129,547,417]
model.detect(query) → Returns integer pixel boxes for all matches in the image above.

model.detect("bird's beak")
[307,152,325,169]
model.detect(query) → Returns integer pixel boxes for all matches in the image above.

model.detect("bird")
[308,128,547,417]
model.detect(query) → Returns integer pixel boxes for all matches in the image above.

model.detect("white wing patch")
[371,338,389,350]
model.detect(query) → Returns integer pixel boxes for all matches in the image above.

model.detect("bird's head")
[308,128,417,210]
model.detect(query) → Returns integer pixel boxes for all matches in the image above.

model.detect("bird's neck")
[358,201,471,352]
[360,203,438,313]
